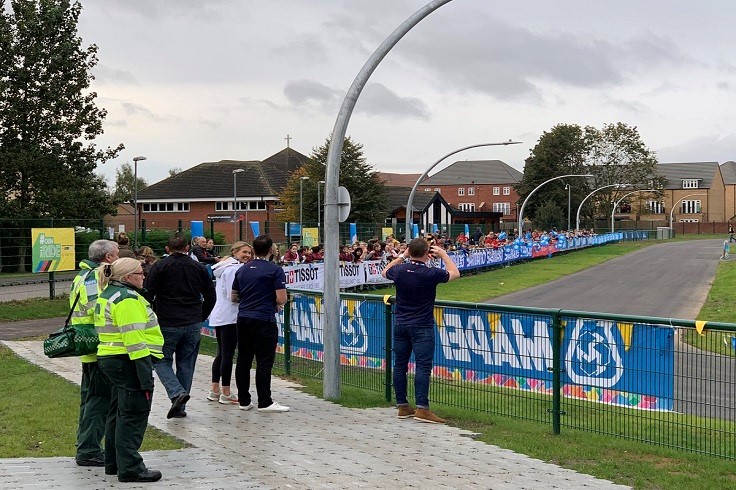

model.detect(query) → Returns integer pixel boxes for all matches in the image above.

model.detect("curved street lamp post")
[517,174,592,234]
[669,193,707,230]
[405,141,522,240]
[575,184,631,232]
[611,189,657,233]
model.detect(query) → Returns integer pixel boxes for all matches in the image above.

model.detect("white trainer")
[257,401,290,413]
[207,391,220,402]
[219,393,239,405]
[238,403,254,411]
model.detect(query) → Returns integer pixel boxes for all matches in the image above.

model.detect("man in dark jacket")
[144,235,216,418]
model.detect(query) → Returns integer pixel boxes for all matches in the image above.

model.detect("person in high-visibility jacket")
[95,257,164,483]
[71,239,119,467]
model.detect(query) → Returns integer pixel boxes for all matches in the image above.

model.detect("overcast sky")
[76,0,736,186]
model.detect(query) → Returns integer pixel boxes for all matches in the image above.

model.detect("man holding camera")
[382,237,460,423]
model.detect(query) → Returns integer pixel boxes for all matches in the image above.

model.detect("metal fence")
[273,291,736,459]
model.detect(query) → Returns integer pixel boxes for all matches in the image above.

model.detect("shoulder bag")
[43,293,100,358]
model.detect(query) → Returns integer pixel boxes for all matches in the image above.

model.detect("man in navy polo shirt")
[232,235,289,412]
[382,237,460,423]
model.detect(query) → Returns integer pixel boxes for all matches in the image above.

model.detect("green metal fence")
[276,290,736,459]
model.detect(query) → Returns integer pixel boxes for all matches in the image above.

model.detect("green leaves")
[0,0,123,220]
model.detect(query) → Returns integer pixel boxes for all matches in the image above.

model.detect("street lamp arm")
[610,189,657,233]
[405,141,522,239]
[575,183,631,232]
[669,193,707,230]
[517,174,592,234]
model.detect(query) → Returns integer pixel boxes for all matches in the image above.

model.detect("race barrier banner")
[274,294,675,411]
[281,232,623,290]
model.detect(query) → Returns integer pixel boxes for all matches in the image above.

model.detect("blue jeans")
[154,323,201,408]
[393,324,435,409]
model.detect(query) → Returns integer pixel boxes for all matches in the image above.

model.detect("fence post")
[178,220,183,234]
[283,292,291,375]
[141,220,146,245]
[384,299,393,403]
[550,309,564,435]
[238,220,243,241]
[98,219,104,239]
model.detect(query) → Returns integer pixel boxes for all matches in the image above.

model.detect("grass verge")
[0,296,70,322]
[0,345,187,458]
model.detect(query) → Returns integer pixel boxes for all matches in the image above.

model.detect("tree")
[112,162,147,203]
[168,167,182,177]
[585,123,665,223]
[0,0,123,220]
[515,124,591,228]
[534,200,566,231]
[278,136,388,224]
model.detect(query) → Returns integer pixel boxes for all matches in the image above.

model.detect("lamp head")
[133,156,147,162]
[233,168,245,174]
[300,176,310,180]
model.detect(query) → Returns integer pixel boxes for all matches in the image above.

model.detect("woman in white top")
[207,241,252,404]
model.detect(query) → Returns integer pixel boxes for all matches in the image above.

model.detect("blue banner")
[250,221,260,238]
[277,294,674,411]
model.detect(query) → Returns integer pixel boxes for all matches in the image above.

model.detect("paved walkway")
[0,340,628,489]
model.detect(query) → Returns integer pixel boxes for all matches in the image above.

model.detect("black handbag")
[43,293,100,358]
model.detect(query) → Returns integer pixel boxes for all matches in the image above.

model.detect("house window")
[458,188,465,196]
[434,188,441,193]
[682,179,699,189]
[424,188,432,192]
[144,202,190,213]
[216,201,230,211]
[647,200,664,214]
[492,202,511,214]
[681,200,701,214]
[679,218,700,223]
[458,203,475,212]
[468,187,475,196]
[492,187,500,195]
[503,186,511,195]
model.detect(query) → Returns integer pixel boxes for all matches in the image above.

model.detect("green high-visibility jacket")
[70,259,100,363]
[95,281,164,361]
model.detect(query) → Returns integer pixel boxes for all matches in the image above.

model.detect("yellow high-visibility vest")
[70,260,100,363]
[95,282,164,361]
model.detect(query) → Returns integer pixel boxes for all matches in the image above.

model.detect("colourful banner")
[381,227,393,241]
[302,227,319,248]
[31,228,75,272]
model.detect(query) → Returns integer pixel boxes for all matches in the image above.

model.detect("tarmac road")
[490,238,736,420]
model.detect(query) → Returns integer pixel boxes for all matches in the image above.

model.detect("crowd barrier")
[281,232,623,290]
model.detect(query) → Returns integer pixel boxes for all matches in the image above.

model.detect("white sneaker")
[207,391,220,402]
[219,393,238,405]
[257,401,290,413]
[238,403,254,411]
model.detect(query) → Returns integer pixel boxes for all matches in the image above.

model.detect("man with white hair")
[71,239,119,466]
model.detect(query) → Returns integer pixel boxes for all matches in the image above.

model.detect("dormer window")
[682,179,699,189]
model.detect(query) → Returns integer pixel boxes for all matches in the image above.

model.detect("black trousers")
[212,323,237,386]
[77,361,112,460]
[235,317,278,408]
[97,356,153,479]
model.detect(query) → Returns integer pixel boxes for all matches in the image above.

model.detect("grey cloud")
[121,102,173,123]
[603,98,647,114]
[358,83,430,119]
[329,5,687,100]
[283,79,342,111]
[271,34,328,65]
[105,119,128,128]
[656,134,736,163]
[102,0,231,20]
[283,79,429,119]
[93,64,136,85]
[716,81,732,91]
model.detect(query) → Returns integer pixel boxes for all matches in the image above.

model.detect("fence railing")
[262,290,736,459]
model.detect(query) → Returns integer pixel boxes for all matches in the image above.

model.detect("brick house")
[135,148,310,242]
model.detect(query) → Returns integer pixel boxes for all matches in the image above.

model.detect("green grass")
[0,345,187,457]
[371,241,654,302]
[0,296,70,322]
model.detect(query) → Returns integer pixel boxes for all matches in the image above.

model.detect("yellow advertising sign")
[302,227,319,248]
[31,228,75,272]
[381,227,394,241]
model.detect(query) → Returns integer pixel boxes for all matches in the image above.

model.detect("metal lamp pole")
[564,183,571,231]
[299,176,309,242]
[518,174,592,235]
[575,183,631,232]
[405,141,522,240]
[612,189,657,232]
[132,156,147,249]
[669,193,707,230]
[233,168,244,241]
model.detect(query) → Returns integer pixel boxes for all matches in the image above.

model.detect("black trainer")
[166,392,190,419]
[118,469,162,483]
[76,455,105,467]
